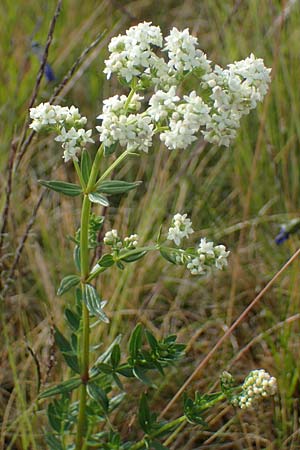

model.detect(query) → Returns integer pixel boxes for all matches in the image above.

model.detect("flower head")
[232,369,277,409]
[167,213,194,246]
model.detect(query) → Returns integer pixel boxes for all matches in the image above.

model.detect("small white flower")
[104,229,119,246]
[124,234,139,249]
[147,86,180,122]
[104,22,163,83]
[167,213,194,246]
[164,27,211,74]
[234,369,277,409]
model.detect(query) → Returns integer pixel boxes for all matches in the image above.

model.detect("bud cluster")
[104,229,139,251]
[232,369,277,409]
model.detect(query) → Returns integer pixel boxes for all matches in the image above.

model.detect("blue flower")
[275,226,289,245]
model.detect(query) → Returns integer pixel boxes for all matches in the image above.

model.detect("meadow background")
[1,0,300,448]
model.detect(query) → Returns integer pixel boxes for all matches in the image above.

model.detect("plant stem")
[73,159,86,189]
[94,149,131,189]
[86,144,104,192]
[75,194,91,450]
[130,416,186,450]
[75,143,104,449]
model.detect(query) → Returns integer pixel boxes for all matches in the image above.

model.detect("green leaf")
[47,403,61,433]
[116,261,125,270]
[39,180,82,197]
[65,308,80,331]
[133,366,152,385]
[159,248,177,265]
[88,192,110,206]
[81,149,92,184]
[45,434,63,450]
[104,142,118,156]
[57,275,80,296]
[83,284,110,323]
[129,323,143,360]
[54,327,80,373]
[138,393,151,433]
[39,378,81,399]
[73,245,81,271]
[98,254,115,268]
[120,249,147,263]
[112,373,123,390]
[96,180,142,195]
[110,345,121,369]
[87,382,109,413]
[116,365,133,378]
[145,330,158,353]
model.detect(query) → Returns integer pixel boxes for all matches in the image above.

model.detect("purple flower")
[275,226,289,245]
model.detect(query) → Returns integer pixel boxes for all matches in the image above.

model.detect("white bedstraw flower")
[233,369,277,409]
[29,103,88,132]
[201,55,271,147]
[159,91,210,150]
[55,127,94,162]
[97,96,154,153]
[164,27,211,74]
[124,234,139,249]
[167,213,194,246]
[104,22,163,82]
[186,238,229,275]
[104,230,121,247]
[147,86,180,122]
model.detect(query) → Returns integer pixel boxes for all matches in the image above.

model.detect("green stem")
[86,144,104,193]
[130,416,186,450]
[75,194,91,450]
[87,245,158,283]
[73,159,86,189]
[94,149,131,189]
[75,143,104,449]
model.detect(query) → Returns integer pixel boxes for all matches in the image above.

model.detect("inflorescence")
[166,213,229,276]
[231,369,277,409]
[29,22,271,162]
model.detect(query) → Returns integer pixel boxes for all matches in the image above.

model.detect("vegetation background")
[1,0,299,448]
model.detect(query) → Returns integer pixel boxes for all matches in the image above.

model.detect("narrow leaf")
[129,323,143,360]
[96,180,142,195]
[120,250,147,263]
[83,284,110,323]
[57,275,80,296]
[98,254,115,268]
[45,434,63,450]
[39,378,81,399]
[87,382,109,413]
[65,309,80,331]
[39,180,82,197]
[110,345,121,369]
[81,149,92,184]
[88,192,110,206]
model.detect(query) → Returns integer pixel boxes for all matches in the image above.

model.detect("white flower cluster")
[104,22,212,91]
[159,91,211,150]
[202,54,271,147]
[104,22,163,83]
[186,238,229,275]
[233,369,277,409]
[104,229,139,250]
[96,94,153,153]
[166,214,229,276]
[29,103,94,162]
[167,213,194,246]
[164,27,211,74]
[100,23,271,153]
